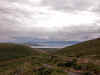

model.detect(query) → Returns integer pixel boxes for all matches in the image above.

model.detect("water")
[31,46,65,48]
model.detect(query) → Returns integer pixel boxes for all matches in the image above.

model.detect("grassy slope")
[56,38,100,57]
[0,43,51,73]
[0,40,100,74]
[0,43,38,61]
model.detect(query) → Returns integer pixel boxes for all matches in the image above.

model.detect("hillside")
[0,43,38,61]
[56,38,100,57]
[0,41,100,74]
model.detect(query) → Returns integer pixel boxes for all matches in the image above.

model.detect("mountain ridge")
[55,38,100,57]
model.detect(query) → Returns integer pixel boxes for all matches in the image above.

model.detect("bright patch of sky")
[0,0,100,41]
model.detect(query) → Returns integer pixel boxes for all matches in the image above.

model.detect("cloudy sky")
[0,0,100,42]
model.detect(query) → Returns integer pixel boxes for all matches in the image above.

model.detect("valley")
[0,38,100,75]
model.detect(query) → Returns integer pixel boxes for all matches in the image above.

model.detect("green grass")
[56,38,100,57]
[0,38,100,75]
[0,43,35,61]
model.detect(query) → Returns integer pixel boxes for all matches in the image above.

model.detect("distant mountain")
[7,37,79,48]
[24,42,43,46]
[6,38,79,48]
[56,38,100,57]
[25,41,79,48]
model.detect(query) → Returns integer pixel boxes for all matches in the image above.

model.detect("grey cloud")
[42,0,99,12]
[48,25,100,41]
[0,0,100,42]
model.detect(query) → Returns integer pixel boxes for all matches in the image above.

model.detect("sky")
[0,0,100,42]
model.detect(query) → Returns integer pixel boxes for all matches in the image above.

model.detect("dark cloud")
[0,0,100,42]
[42,0,100,17]
[42,0,97,12]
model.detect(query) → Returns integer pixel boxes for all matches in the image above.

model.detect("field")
[0,38,100,75]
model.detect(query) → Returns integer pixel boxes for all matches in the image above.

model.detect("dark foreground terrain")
[0,38,100,75]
